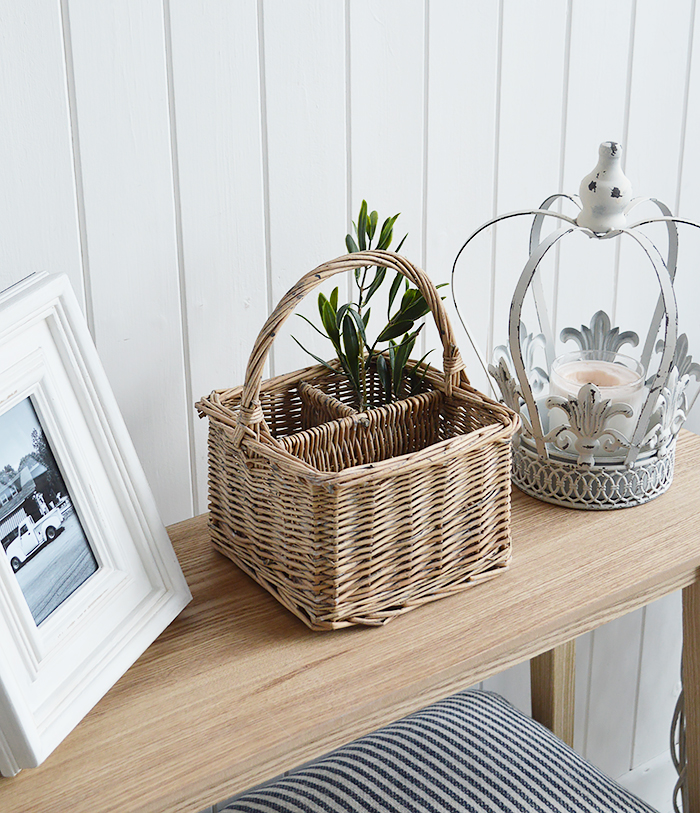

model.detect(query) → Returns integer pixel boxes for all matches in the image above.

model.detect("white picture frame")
[0,273,191,776]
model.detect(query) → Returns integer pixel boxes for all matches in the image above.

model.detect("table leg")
[683,579,700,813]
[530,641,576,747]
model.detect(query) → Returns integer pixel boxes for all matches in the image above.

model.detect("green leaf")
[357,200,368,251]
[342,314,360,386]
[329,286,339,311]
[407,349,433,378]
[388,341,397,372]
[345,305,368,348]
[408,349,434,393]
[336,350,356,385]
[376,319,413,343]
[296,312,331,339]
[376,353,392,404]
[394,233,408,253]
[376,213,400,250]
[321,299,340,344]
[398,288,420,312]
[346,234,360,254]
[387,272,403,317]
[368,210,378,242]
[364,266,386,305]
[399,297,431,324]
[396,328,418,363]
[291,337,340,376]
[335,302,351,327]
[392,332,418,395]
[318,291,328,322]
[362,307,371,328]
[362,210,373,244]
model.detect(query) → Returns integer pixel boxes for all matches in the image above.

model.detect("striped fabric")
[223,690,658,812]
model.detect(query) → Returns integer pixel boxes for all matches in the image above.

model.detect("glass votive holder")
[548,350,646,443]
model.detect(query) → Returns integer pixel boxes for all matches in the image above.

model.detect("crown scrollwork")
[560,310,639,354]
[544,384,633,465]
[491,321,549,396]
[643,367,690,457]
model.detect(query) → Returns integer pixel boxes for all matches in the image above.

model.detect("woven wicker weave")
[196,251,519,630]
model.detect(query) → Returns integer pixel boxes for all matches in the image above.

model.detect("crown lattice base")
[512,439,676,510]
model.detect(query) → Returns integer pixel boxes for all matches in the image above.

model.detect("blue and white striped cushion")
[223,690,657,812]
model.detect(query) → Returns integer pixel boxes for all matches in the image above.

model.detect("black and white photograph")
[0,397,97,625]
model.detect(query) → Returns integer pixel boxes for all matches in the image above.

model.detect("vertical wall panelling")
[349,0,425,246]
[344,0,354,308]
[584,608,645,777]
[623,0,693,206]
[556,0,634,343]
[65,0,193,525]
[677,0,700,436]
[348,0,427,354]
[632,592,683,770]
[490,0,569,362]
[573,631,594,756]
[262,0,347,378]
[0,1,84,305]
[425,2,501,393]
[615,0,695,379]
[168,0,269,514]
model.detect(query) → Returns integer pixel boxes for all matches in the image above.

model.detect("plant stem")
[356,264,370,410]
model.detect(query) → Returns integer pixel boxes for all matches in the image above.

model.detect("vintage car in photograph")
[2,507,65,572]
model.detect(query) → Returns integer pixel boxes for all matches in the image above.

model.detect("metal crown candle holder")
[453,141,700,510]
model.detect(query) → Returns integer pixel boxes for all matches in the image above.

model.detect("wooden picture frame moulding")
[0,272,191,776]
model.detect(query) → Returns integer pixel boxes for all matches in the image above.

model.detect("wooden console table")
[2,431,700,813]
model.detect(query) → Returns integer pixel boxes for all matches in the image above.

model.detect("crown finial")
[576,141,633,233]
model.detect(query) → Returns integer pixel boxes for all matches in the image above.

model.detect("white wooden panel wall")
[0,1,84,308]
[2,0,699,791]
[64,0,195,520]
[168,0,269,511]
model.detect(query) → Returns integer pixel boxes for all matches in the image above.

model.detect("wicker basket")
[196,250,519,630]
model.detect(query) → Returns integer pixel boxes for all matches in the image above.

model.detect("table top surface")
[2,431,700,813]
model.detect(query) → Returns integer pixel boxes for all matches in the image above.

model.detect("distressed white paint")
[2,0,697,797]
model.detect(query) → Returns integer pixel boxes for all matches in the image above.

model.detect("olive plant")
[294,201,443,410]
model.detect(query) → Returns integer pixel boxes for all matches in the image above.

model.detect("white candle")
[548,351,646,443]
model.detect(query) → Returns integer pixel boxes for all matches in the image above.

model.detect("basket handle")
[234,250,468,444]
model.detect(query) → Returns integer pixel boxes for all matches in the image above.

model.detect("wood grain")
[684,578,700,813]
[531,641,576,747]
[1,430,699,813]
